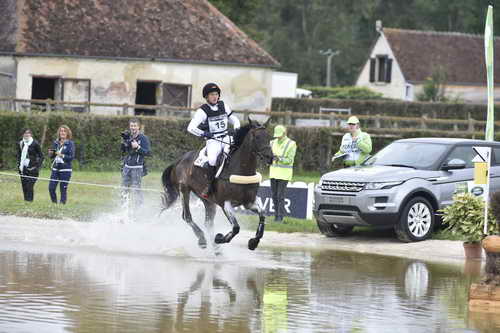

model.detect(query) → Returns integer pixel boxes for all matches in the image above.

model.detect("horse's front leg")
[245,202,265,251]
[181,188,207,249]
[202,199,218,251]
[215,201,240,244]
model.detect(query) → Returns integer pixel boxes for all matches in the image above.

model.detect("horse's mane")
[232,123,254,148]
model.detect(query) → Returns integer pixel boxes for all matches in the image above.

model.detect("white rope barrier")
[0,172,164,193]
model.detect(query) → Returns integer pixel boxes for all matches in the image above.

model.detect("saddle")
[193,141,232,178]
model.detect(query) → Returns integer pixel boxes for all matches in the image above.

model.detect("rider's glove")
[226,128,236,136]
[202,131,214,139]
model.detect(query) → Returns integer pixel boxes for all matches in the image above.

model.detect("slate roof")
[0,0,278,67]
[383,28,500,85]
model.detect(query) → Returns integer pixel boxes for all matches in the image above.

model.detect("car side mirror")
[442,158,466,171]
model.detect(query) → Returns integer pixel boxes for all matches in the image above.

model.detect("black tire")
[316,219,354,237]
[395,196,435,242]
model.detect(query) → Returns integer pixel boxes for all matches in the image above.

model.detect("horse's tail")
[161,162,179,211]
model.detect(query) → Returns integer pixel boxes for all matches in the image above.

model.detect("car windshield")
[363,142,448,169]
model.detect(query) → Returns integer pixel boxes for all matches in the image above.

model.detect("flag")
[485,5,494,141]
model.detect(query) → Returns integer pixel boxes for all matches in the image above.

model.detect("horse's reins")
[207,136,237,148]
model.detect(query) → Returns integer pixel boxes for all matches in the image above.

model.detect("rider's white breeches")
[206,138,225,166]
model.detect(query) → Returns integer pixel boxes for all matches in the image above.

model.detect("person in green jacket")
[269,125,297,223]
[332,116,372,167]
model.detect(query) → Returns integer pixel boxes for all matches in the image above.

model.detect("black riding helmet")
[202,83,221,99]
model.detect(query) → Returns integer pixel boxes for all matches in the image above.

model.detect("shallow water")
[0,214,497,333]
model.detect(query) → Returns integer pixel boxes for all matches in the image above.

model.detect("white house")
[356,22,500,103]
[0,0,279,114]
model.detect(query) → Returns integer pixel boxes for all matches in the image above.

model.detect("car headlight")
[318,177,324,186]
[365,181,403,190]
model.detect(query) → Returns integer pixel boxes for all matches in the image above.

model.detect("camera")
[120,130,131,141]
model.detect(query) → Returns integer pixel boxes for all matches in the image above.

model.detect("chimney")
[376,20,382,33]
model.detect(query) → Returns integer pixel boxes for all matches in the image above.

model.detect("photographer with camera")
[121,118,151,207]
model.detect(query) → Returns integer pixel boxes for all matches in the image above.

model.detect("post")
[122,103,129,116]
[329,113,335,127]
[374,114,381,129]
[285,111,293,125]
[468,116,475,133]
[420,115,427,130]
[46,99,52,112]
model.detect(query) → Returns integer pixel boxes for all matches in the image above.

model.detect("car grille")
[321,180,366,192]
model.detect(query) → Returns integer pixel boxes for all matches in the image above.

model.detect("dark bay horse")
[161,119,274,250]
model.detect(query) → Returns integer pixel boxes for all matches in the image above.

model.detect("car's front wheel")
[317,219,354,237]
[395,197,435,242]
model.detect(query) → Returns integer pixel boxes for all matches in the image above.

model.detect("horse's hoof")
[198,239,207,249]
[248,238,260,251]
[214,233,225,244]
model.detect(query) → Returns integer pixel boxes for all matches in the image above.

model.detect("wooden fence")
[0,97,496,137]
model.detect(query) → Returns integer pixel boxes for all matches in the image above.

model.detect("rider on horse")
[187,83,241,198]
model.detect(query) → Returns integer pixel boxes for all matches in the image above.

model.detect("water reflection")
[0,245,497,332]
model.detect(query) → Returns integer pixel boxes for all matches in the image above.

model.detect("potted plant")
[441,193,498,259]
[483,191,500,281]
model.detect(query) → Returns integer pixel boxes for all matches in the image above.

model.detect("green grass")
[0,169,165,221]
[0,169,321,229]
[238,215,320,233]
[0,169,459,240]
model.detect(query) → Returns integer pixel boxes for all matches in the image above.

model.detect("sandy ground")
[0,214,470,267]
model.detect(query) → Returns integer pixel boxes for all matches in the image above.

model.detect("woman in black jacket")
[16,128,44,202]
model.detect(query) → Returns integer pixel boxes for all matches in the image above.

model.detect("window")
[31,76,62,111]
[404,84,413,101]
[369,55,392,83]
[31,76,61,100]
[444,146,475,168]
[162,83,191,107]
[492,148,500,165]
[62,79,91,112]
[135,81,160,116]
[62,79,90,102]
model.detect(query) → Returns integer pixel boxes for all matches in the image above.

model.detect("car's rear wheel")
[317,219,354,237]
[395,196,435,242]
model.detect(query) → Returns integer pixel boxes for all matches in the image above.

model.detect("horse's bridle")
[250,126,272,162]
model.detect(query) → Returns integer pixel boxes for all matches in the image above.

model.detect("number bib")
[208,114,228,134]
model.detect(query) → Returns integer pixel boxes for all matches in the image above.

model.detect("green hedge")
[300,86,383,100]
[0,112,489,173]
[272,98,488,120]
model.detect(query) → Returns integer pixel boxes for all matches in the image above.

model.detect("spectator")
[269,125,297,223]
[48,125,75,204]
[121,118,151,207]
[16,128,44,202]
[332,116,372,167]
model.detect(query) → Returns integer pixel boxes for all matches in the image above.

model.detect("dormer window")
[369,55,392,83]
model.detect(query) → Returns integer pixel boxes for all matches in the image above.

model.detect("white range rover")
[314,138,500,242]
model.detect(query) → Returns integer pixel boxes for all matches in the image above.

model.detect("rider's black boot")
[201,166,216,198]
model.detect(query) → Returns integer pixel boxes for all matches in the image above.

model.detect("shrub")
[300,86,384,100]
[441,193,499,243]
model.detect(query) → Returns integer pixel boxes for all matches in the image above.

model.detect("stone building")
[0,0,279,114]
[356,22,500,103]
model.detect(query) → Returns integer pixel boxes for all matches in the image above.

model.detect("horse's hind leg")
[245,202,266,251]
[215,201,240,245]
[180,187,207,249]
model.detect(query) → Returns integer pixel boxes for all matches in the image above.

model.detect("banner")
[485,5,494,141]
[235,181,315,219]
